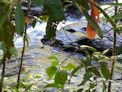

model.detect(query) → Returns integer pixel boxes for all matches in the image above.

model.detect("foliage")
[0,0,122,92]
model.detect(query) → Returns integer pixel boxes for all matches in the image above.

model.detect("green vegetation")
[0,0,122,92]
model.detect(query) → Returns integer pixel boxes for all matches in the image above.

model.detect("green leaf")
[70,65,82,78]
[100,62,110,80]
[63,63,76,71]
[116,44,122,55]
[9,47,18,57]
[32,0,45,6]
[51,61,59,67]
[44,0,64,21]
[32,19,37,28]
[102,81,106,92]
[80,45,97,52]
[100,3,122,6]
[54,70,68,86]
[87,67,101,77]
[44,83,61,88]
[49,55,57,59]
[111,12,122,20]
[103,49,109,55]
[0,2,9,28]
[46,66,57,79]
[80,72,92,85]
[15,3,24,36]
[82,10,103,38]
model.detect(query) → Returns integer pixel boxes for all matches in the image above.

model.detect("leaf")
[103,49,109,55]
[87,67,101,77]
[51,61,59,67]
[116,44,122,55]
[46,66,57,79]
[100,62,110,80]
[49,55,57,59]
[44,0,64,21]
[102,81,106,92]
[83,10,103,39]
[111,12,122,20]
[100,3,122,6]
[54,70,68,86]
[9,47,18,57]
[44,83,61,88]
[32,19,36,28]
[15,3,24,36]
[63,63,76,71]
[31,0,45,6]
[80,45,97,52]
[80,72,92,85]
[0,3,9,28]
[70,65,82,78]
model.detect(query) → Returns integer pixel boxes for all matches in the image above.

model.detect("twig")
[0,55,6,92]
[108,0,118,92]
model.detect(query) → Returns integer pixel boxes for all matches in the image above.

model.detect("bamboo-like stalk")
[16,26,27,89]
[0,55,6,92]
[108,0,118,92]
[16,0,30,89]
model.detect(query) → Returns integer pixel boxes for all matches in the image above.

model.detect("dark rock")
[66,29,76,33]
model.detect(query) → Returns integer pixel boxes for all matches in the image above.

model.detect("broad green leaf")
[44,0,64,39]
[116,44,122,55]
[54,70,68,86]
[51,61,59,67]
[44,0,64,21]
[32,0,45,6]
[46,66,57,79]
[15,3,24,36]
[100,62,110,80]
[83,10,103,38]
[111,12,122,20]
[9,47,18,57]
[63,63,76,71]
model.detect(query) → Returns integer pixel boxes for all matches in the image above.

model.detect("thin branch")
[108,0,118,92]
[0,55,6,92]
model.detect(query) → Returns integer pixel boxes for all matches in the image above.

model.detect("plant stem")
[16,0,30,88]
[108,0,118,92]
[16,27,27,89]
[0,55,6,92]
